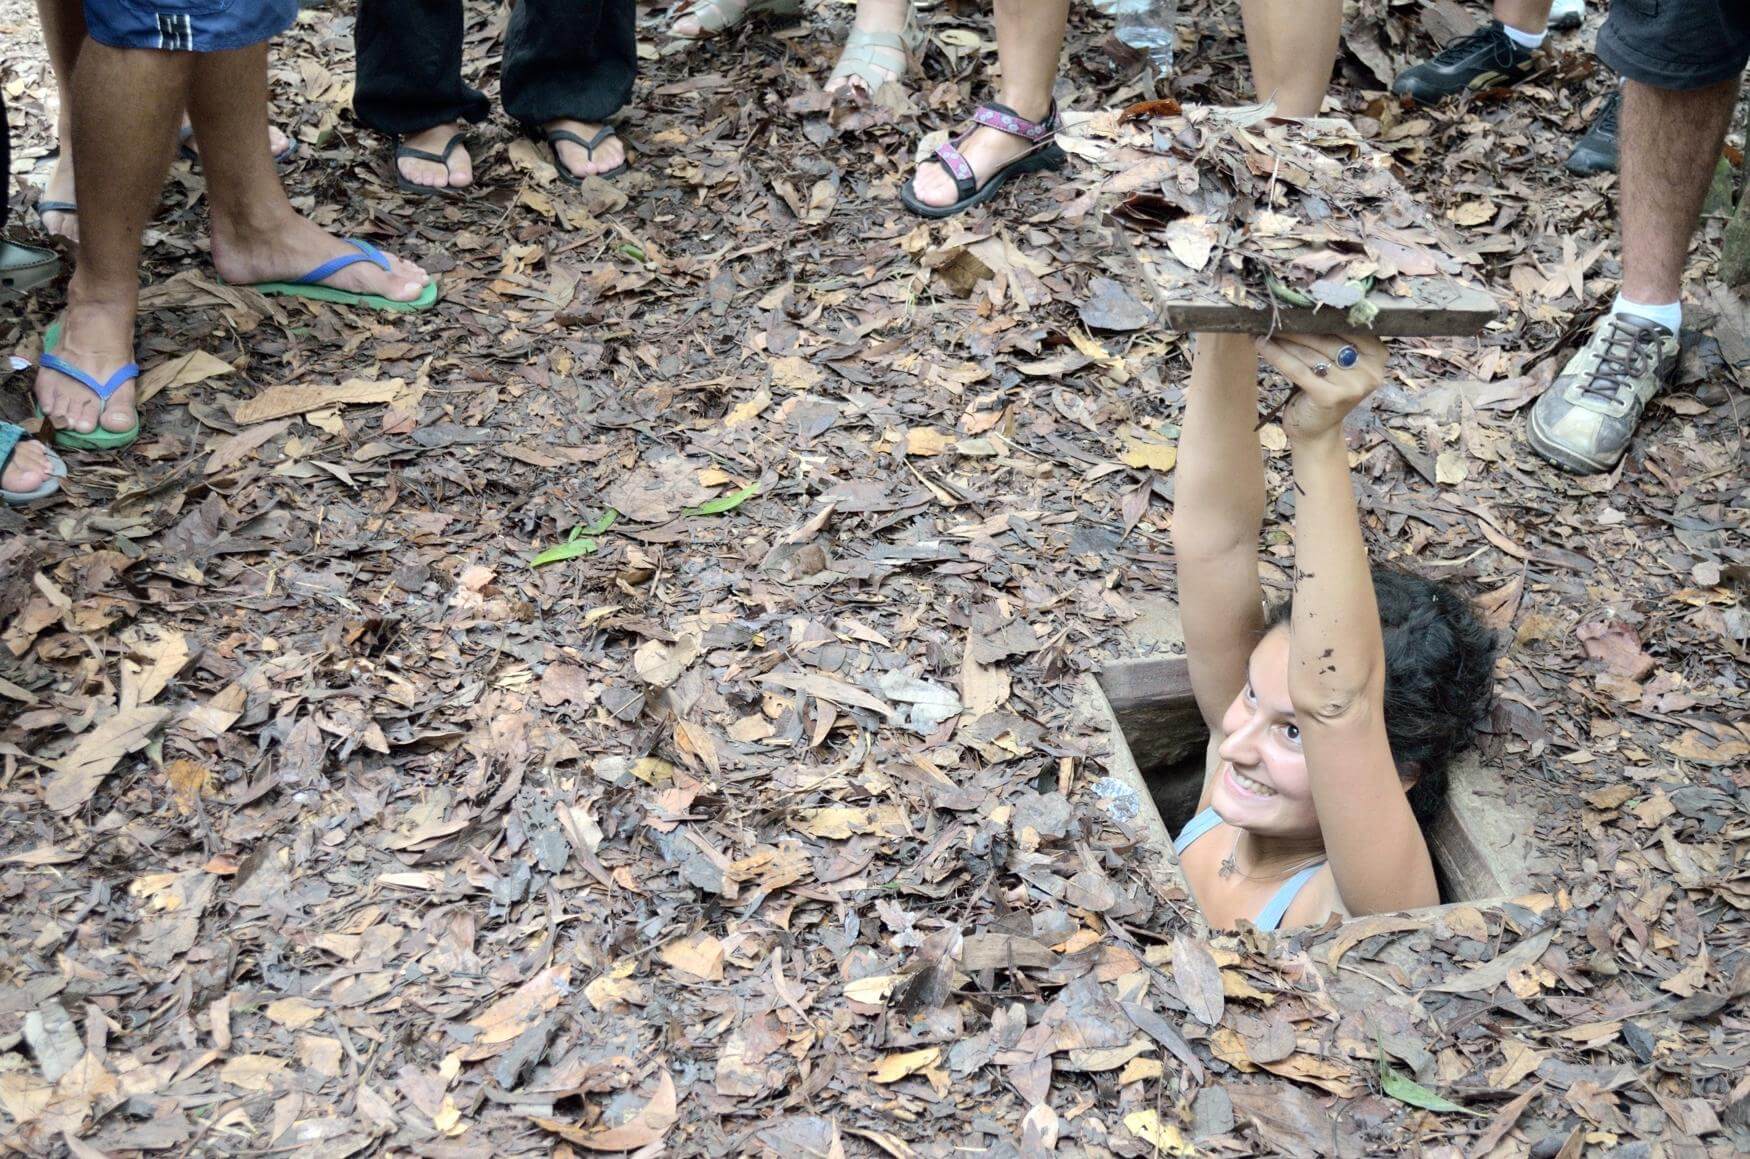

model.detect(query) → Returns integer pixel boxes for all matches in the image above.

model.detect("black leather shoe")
[1393,21,1537,104]
[1565,88,1620,176]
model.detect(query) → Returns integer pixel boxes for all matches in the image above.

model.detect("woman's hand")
[1259,333,1388,443]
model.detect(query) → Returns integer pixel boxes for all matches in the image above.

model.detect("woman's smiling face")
[1209,627,1322,839]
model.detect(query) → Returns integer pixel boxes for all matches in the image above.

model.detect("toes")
[400,159,445,187]
[50,398,95,435]
[911,171,950,208]
[101,402,138,434]
[3,443,50,493]
[673,15,702,36]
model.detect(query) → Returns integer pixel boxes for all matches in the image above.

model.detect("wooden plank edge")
[1107,216,1499,337]
[1076,672,1209,934]
[1161,297,1497,338]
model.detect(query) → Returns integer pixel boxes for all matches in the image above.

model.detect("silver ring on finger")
[1336,344,1359,369]
[1313,361,1331,377]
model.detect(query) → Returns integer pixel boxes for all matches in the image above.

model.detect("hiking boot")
[1549,0,1584,31]
[1392,21,1537,104]
[1564,88,1619,176]
[1527,313,1680,473]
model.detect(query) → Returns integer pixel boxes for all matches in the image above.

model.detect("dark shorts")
[1597,0,1750,90]
[84,0,297,53]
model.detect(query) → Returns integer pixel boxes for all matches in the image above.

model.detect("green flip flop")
[35,321,142,452]
[242,238,439,312]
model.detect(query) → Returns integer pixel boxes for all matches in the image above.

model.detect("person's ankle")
[59,292,137,347]
[1499,21,1546,50]
[853,0,910,27]
[995,90,1054,124]
[1611,292,1682,334]
[210,199,299,248]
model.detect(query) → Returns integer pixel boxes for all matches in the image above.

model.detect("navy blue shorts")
[1597,0,1750,91]
[84,0,297,53]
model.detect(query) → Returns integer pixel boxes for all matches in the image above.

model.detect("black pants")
[1,90,10,232]
[354,0,636,135]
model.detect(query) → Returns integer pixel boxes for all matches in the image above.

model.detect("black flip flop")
[177,124,299,168]
[33,201,77,233]
[392,131,472,197]
[543,126,628,185]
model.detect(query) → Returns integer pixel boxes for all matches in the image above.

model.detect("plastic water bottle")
[1110,0,1176,78]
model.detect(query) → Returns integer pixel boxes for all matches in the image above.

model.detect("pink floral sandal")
[900,100,1066,219]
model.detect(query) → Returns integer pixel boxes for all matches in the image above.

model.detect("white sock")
[1501,23,1547,50]
[1612,294,1682,334]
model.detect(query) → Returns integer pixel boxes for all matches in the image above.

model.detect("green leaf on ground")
[1378,1044,1479,1115]
[529,510,619,568]
[684,484,759,517]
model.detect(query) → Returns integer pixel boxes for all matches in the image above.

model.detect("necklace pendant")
[1218,854,1236,879]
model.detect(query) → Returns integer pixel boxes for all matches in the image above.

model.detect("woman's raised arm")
[1260,333,1438,915]
[1172,333,1270,735]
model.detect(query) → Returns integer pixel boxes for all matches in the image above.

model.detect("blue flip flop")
[36,322,141,452]
[0,421,68,505]
[240,238,438,312]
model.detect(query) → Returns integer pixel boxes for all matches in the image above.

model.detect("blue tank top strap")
[1172,807,1223,855]
[1254,862,1327,932]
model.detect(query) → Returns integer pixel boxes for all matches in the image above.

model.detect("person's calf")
[179,115,296,163]
[1618,77,1739,307]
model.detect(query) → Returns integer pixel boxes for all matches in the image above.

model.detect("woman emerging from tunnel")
[1169,332,1496,932]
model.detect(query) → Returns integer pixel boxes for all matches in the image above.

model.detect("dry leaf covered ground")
[2,0,1748,1155]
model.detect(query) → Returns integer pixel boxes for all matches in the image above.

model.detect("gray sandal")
[0,422,68,506]
[669,0,803,38]
[828,7,926,95]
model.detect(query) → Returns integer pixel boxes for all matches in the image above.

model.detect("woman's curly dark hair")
[1265,566,1496,827]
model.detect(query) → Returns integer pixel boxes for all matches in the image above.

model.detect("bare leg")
[1619,77,1738,304]
[33,42,188,436]
[1238,0,1340,117]
[35,0,85,241]
[191,45,429,301]
[179,115,293,162]
[908,0,1068,208]
[1494,0,1551,35]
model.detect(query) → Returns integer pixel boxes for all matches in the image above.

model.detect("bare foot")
[181,117,294,162]
[544,119,626,179]
[2,435,59,496]
[34,300,140,438]
[210,209,430,303]
[908,100,1050,209]
[39,152,78,244]
[396,121,473,189]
